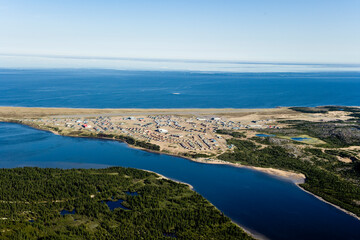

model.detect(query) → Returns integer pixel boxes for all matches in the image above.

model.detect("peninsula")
[1,106,360,220]
[0,167,253,239]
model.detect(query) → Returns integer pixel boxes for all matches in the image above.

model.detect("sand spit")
[193,158,306,184]
[142,169,194,190]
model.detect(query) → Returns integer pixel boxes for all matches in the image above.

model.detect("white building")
[157,129,168,133]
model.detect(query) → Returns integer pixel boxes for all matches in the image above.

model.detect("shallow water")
[291,137,311,141]
[256,134,275,137]
[1,122,359,240]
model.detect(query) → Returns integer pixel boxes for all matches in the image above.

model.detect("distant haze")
[0,0,359,70]
[1,54,360,72]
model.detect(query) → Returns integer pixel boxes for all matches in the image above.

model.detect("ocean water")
[0,69,359,108]
[0,122,360,240]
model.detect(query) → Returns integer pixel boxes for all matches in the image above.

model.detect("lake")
[0,69,360,108]
[1,122,359,240]
[103,199,130,211]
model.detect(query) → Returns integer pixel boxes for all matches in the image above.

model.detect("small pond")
[60,209,76,216]
[103,199,130,211]
[125,191,139,196]
[256,134,275,137]
[291,137,311,141]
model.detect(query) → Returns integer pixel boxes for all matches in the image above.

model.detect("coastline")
[0,119,305,184]
[192,157,306,184]
[1,118,359,223]
[0,106,283,119]
[142,169,194,190]
[142,169,263,240]
[141,169,266,240]
[132,146,360,222]
[299,186,360,221]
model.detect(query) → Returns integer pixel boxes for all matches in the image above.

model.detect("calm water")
[125,191,139,196]
[0,69,360,108]
[291,137,311,141]
[256,134,275,137]
[60,209,76,216]
[1,122,359,240]
[104,199,130,211]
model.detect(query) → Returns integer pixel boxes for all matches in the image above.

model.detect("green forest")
[0,167,252,240]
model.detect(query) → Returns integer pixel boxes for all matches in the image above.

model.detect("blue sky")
[0,0,359,67]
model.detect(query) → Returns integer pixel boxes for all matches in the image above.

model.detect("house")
[211,117,221,121]
[157,129,168,133]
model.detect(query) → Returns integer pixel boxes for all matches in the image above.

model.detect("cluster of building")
[24,114,279,154]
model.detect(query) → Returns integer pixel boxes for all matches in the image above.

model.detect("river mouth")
[1,122,360,240]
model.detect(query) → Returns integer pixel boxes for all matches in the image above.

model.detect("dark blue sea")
[0,69,359,108]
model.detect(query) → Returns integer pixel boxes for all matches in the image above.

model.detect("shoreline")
[1,119,360,223]
[0,105,358,112]
[141,170,263,239]
[1,120,306,184]
[140,170,266,240]
[129,146,360,222]
[191,157,306,184]
[299,187,360,221]
[0,105,274,109]
[142,169,194,190]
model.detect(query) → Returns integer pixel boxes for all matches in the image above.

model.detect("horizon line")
[1,53,360,67]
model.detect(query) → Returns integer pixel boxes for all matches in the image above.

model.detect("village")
[23,114,280,155]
